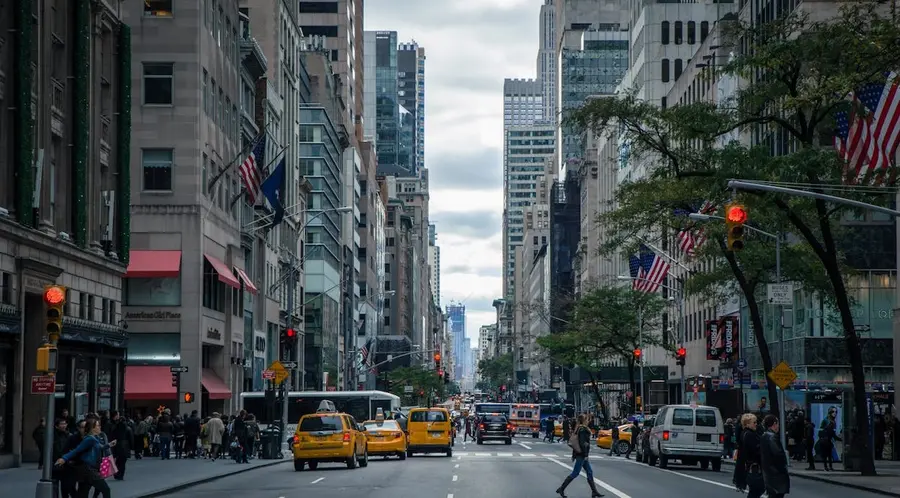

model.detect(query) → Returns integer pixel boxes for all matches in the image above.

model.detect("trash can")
[259,426,283,459]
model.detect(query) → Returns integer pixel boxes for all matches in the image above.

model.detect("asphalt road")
[165,439,888,498]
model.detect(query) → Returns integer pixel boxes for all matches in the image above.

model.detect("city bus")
[239,390,401,433]
[509,403,541,437]
[473,402,511,417]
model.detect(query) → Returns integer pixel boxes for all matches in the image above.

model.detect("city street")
[164,440,890,498]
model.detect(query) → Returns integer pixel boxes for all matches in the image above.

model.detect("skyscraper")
[428,224,441,307]
[446,303,466,381]
[398,42,426,174]
[538,0,557,121]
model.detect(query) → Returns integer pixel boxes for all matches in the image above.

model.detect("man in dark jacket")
[183,410,201,458]
[760,415,790,498]
[232,411,249,463]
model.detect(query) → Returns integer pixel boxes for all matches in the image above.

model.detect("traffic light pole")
[36,286,64,498]
[637,307,644,417]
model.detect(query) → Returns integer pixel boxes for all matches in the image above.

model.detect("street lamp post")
[689,211,787,459]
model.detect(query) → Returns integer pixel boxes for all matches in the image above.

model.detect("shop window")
[126,277,181,306]
[144,0,173,17]
[202,260,227,312]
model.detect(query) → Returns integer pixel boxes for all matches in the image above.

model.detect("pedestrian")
[624,419,639,459]
[184,410,201,458]
[816,407,841,471]
[107,411,131,480]
[206,413,225,461]
[733,413,764,498]
[33,418,47,469]
[50,419,71,497]
[561,416,570,445]
[608,423,619,456]
[156,414,174,460]
[464,416,471,442]
[724,418,735,458]
[55,418,114,498]
[804,418,816,470]
[232,410,249,463]
[760,414,790,498]
[555,414,603,497]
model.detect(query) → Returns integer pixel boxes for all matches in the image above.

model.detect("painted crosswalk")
[451,451,576,459]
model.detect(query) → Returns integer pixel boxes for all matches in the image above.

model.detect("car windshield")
[298,416,343,432]
[410,411,448,422]
[483,416,507,424]
[363,420,400,431]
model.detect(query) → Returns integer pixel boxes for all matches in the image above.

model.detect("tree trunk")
[587,370,610,423]
[719,240,780,418]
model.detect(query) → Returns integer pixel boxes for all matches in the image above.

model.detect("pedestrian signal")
[182,392,195,403]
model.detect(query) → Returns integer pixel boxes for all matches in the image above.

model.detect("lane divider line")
[547,457,632,498]
[519,442,533,450]
[452,475,459,482]
[454,463,460,468]
[311,477,324,484]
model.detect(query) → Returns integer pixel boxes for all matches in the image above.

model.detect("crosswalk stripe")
[496,453,514,457]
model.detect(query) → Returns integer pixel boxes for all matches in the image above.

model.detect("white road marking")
[541,453,556,457]
[474,452,491,456]
[454,463,460,468]
[611,457,734,489]
[448,494,454,498]
[518,442,532,450]
[452,475,459,482]
[497,452,514,457]
[547,457,632,498]
[311,477,324,484]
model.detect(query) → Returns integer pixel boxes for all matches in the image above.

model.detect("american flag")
[360,340,370,365]
[676,201,717,256]
[628,254,645,291]
[239,135,266,204]
[834,72,900,184]
[636,245,670,293]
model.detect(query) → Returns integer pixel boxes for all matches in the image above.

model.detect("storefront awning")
[233,267,258,295]
[202,368,232,400]
[204,254,240,289]
[124,366,176,400]
[126,250,182,278]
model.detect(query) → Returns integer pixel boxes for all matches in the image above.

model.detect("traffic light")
[36,345,59,372]
[676,347,686,366]
[44,285,66,343]
[633,348,642,361]
[434,353,441,371]
[725,203,747,251]
[182,392,195,403]
[282,327,297,346]
[443,372,450,384]
[171,371,180,388]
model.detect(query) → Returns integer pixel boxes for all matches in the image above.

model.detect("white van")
[647,404,724,471]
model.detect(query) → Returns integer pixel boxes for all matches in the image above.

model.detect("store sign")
[206,327,222,341]
[123,310,182,321]
[706,316,740,362]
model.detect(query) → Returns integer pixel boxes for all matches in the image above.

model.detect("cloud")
[366,0,540,339]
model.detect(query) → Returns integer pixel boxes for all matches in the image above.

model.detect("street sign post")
[31,375,56,395]
[170,366,189,373]
[767,361,797,390]
[766,283,793,306]
[404,385,413,393]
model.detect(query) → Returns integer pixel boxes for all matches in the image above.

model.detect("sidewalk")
[723,457,900,497]
[0,456,289,498]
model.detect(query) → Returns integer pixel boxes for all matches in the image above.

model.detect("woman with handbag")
[733,413,765,498]
[555,414,603,498]
[55,419,115,498]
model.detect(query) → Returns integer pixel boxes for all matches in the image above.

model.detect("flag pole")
[230,144,289,209]
[207,130,266,194]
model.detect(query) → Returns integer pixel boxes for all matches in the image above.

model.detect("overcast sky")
[365,0,540,344]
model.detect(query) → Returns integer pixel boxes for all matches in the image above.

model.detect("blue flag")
[260,157,286,226]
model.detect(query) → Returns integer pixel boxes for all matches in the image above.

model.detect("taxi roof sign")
[376,407,385,421]
[316,400,336,413]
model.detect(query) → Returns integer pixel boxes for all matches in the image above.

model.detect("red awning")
[124,366,176,400]
[233,267,258,295]
[202,369,232,400]
[204,254,240,289]
[126,251,182,278]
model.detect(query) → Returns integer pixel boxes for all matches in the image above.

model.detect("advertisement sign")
[707,316,740,362]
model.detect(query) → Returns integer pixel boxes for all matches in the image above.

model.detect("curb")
[723,460,900,497]
[134,459,290,498]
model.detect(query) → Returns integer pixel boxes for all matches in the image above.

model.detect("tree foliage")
[569,3,900,475]
[387,366,444,405]
[477,353,514,391]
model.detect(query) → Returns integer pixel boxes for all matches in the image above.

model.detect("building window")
[202,259,227,312]
[384,316,390,327]
[661,21,670,44]
[700,21,710,43]
[125,277,181,306]
[144,0,173,17]
[674,21,683,45]
[143,63,174,105]
[661,59,670,83]
[299,1,339,13]
[387,237,395,246]
[202,70,208,115]
[231,271,243,317]
[142,149,174,191]
[687,21,696,44]
[674,59,683,80]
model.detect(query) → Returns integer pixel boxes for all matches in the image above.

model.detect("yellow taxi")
[406,407,452,457]
[363,408,408,460]
[596,423,633,454]
[291,400,369,471]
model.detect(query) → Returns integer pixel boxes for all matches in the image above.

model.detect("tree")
[537,286,667,417]
[477,353,514,391]
[570,4,900,475]
[387,366,444,406]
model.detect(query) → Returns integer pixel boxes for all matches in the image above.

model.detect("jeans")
[569,456,594,480]
[159,436,172,460]
[609,438,619,455]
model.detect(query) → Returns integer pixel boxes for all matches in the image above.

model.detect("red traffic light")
[434,353,441,362]
[633,348,642,358]
[438,369,444,377]
[677,347,686,357]
[44,286,65,306]
[726,204,748,224]
[286,328,296,338]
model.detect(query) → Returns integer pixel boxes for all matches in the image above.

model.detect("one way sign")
[281,361,298,369]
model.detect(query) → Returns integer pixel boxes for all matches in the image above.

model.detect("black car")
[476,414,513,445]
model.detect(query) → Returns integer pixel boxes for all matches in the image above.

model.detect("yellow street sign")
[767,361,797,390]
[269,361,289,385]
